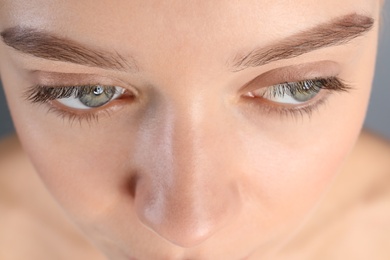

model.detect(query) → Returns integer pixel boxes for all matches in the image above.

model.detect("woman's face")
[0,0,381,259]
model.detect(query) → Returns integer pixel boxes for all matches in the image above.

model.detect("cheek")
[22,124,136,220]
[3,82,138,225]
[0,61,135,222]
[239,79,370,232]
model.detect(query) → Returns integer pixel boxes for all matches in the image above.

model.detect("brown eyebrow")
[0,13,374,74]
[0,27,139,72]
[231,13,375,72]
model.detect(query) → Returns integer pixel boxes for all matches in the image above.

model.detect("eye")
[56,85,125,110]
[24,83,136,124]
[246,79,326,105]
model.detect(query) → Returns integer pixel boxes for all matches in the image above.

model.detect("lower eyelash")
[260,95,330,121]
[46,104,113,127]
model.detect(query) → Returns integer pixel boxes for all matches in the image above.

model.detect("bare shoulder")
[335,130,390,202]
[353,130,390,171]
[0,135,104,260]
[278,130,390,259]
[344,130,390,206]
[315,130,390,259]
[334,130,390,258]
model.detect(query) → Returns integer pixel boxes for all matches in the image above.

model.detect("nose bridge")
[134,94,240,247]
[161,100,223,216]
[143,89,227,187]
[168,95,216,182]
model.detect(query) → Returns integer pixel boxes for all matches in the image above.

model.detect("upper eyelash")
[24,85,123,103]
[26,77,347,103]
[24,77,350,124]
[243,76,352,120]
[265,77,350,98]
[23,85,128,126]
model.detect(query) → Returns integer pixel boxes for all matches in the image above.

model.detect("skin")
[0,0,388,259]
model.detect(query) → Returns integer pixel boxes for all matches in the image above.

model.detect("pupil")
[93,86,104,95]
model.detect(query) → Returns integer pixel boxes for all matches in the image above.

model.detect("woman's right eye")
[57,85,126,110]
[24,84,135,123]
[25,84,130,108]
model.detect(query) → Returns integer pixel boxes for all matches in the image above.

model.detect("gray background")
[0,5,390,139]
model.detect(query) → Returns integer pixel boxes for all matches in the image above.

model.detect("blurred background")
[0,4,389,140]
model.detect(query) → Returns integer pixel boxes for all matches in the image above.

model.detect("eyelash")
[265,77,348,98]
[24,85,133,124]
[24,76,350,124]
[243,76,350,119]
[25,85,123,102]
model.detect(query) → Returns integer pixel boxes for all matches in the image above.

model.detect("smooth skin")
[0,0,390,259]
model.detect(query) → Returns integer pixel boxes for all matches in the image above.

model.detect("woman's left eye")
[246,79,327,105]
[57,85,125,110]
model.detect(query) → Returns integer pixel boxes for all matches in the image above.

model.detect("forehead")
[0,0,375,39]
[0,0,376,77]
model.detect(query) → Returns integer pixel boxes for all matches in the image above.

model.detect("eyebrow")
[0,13,374,74]
[231,13,374,72]
[0,27,139,72]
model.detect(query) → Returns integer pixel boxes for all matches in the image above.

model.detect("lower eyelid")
[44,92,135,124]
[47,99,130,125]
[53,92,134,111]
[241,89,332,119]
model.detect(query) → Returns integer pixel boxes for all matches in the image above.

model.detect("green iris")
[79,86,116,107]
[290,81,321,102]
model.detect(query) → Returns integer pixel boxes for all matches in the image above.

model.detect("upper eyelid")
[238,60,341,95]
[28,70,140,92]
[247,77,350,100]
[25,64,345,104]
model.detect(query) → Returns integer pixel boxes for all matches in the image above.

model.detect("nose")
[132,102,241,247]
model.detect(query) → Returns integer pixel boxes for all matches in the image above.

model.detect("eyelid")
[28,70,140,95]
[24,84,136,125]
[24,84,132,103]
[246,80,324,105]
[241,76,351,120]
[239,60,341,95]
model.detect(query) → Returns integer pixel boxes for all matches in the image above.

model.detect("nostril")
[123,174,140,199]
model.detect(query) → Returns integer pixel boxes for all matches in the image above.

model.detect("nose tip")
[140,207,217,247]
[135,181,239,247]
